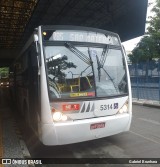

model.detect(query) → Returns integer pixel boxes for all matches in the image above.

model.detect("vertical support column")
[136,63,139,100]
[0,109,4,167]
[158,60,160,103]
[146,60,149,100]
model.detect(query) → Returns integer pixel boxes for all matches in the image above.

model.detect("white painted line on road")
[138,118,160,126]
[130,130,160,144]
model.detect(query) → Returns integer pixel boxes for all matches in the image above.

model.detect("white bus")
[13,25,132,145]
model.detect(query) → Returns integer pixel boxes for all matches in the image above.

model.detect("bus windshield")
[44,43,128,100]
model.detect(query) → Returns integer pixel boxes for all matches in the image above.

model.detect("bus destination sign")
[43,30,120,45]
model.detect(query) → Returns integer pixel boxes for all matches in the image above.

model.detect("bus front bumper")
[41,113,131,145]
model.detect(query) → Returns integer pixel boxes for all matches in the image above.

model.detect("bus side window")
[28,44,39,132]
[30,45,38,68]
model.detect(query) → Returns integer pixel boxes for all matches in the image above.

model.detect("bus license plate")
[90,122,105,130]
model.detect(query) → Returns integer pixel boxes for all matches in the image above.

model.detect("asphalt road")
[24,105,160,167]
[1,88,160,167]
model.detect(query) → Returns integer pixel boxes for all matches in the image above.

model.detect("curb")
[0,111,4,167]
[12,113,35,167]
[133,101,160,109]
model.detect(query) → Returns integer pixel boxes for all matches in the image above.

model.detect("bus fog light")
[61,115,68,121]
[52,111,62,121]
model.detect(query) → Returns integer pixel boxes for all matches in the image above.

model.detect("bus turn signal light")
[118,104,128,114]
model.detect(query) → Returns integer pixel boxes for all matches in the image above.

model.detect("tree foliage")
[0,67,9,78]
[129,0,160,63]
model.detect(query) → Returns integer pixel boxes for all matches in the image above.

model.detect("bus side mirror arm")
[36,42,42,67]
[34,35,42,66]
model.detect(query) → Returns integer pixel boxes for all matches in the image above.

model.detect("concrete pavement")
[0,88,30,167]
[132,98,160,109]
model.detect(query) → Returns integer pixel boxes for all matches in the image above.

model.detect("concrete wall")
[0,49,18,59]
[0,49,16,67]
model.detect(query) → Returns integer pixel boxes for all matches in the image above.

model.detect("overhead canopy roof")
[0,0,148,62]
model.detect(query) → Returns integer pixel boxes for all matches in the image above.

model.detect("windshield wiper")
[64,42,92,66]
[96,45,109,82]
[96,45,119,92]
[99,44,109,68]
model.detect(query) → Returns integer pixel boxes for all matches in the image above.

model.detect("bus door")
[28,45,39,132]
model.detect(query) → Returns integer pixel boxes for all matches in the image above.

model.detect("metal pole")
[158,60,160,103]
[136,63,139,100]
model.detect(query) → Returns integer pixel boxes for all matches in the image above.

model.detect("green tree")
[129,0,160,63]
[147,0,160,57]
[129,36,156,63]
[0,67,9,78]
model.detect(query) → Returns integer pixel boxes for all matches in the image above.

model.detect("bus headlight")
[52,111,68,122]
[118,103,128,114]
[52,111,62,121]
[61,115,68,121]
[122,104,128,112]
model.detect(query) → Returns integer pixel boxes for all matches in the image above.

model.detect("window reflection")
[45,46,95,99]
[44,45,127,100]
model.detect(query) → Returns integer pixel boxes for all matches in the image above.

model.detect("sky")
[122,0,156,52]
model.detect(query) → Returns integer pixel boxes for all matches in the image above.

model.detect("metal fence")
[128,60,160,102]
